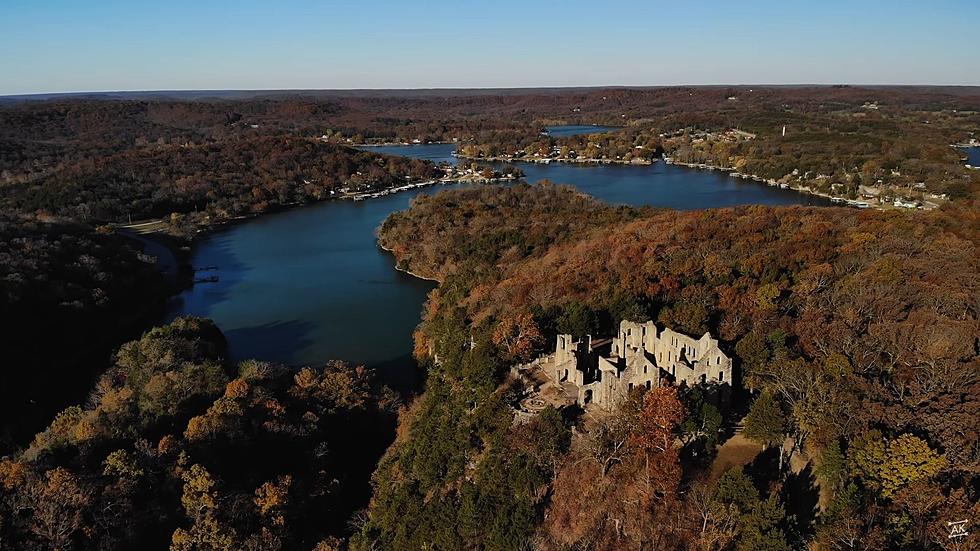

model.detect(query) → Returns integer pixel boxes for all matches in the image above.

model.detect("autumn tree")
[19,468,92,550]
[850,432,946,499]
[630,387,685,502]
[491,311,544,362]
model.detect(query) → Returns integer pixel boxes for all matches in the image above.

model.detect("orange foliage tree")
[491,311,545,362]
[630,387,685,503]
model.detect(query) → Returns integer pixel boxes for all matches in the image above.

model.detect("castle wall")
[551,321,732,410]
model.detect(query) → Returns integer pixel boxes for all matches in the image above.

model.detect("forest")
[371,184,979,549]
[3,87,978,225]
[0,210,169,453]
[459,102,980,201]
[2,137,438,235]
[0,317,400,550]
[1,87,978,549]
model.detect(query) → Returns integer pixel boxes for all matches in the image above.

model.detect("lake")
[966,147,980,167]
[545,124,618,137]
[167,137,828,388]
[366,143,829,209]
[164,188,452,389]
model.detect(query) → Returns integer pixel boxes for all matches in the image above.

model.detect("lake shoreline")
[353,140,455,147]
[435,145,885,209]
[117,172,512,286]
[457,153,656,166]
[377,241,442,283]
[165,138,846,388]
[660,157,924,211]
[128,147,853,300]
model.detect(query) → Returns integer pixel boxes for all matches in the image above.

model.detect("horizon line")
[4,83,980,100]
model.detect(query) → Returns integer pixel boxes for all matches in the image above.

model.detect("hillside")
[2,136,438,234]
[368,184,980,549]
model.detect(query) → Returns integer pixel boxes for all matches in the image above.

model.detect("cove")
[167,139,829,389]
[164,187,458,390]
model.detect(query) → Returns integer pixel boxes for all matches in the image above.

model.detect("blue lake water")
[965,147,980,167]
[545,124,618,137]
[165,187,460,389]
[368,143,829,209]
[168,139,829,387]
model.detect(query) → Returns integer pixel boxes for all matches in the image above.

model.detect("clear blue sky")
[2,0,978,95]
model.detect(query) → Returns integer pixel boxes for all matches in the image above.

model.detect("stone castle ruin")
[547,320,733,409]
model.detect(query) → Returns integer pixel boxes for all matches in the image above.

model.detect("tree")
[171,465,238,550]
[851,432,945,499]
[630,387,684,501]
[606,288,647,326]
[180,464,218,522]
[587,414,633,478]
[707,467,792,551]
[735,332,769,391]
[689,480,739,550]
[557,301,598,337]
[737,495,791,551]
[681,387,723,449]
[743,391,790,470]
[815,440,846,492]
[714,467,759,512]
[491,311,544,362]
[254,475,292,528]
[755,283,781,312]
[21,468,92,550]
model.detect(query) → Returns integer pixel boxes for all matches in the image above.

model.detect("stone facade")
[551,320,732,409]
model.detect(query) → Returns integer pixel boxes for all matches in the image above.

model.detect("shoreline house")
[551,320,732,409]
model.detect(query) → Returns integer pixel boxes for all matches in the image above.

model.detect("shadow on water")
[165,233,250,320]
[370,353,423,394]
[223,319,316,366]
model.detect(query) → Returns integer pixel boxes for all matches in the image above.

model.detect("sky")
[2,0,978,95]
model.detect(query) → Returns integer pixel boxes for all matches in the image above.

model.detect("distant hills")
[5,84,980,103]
